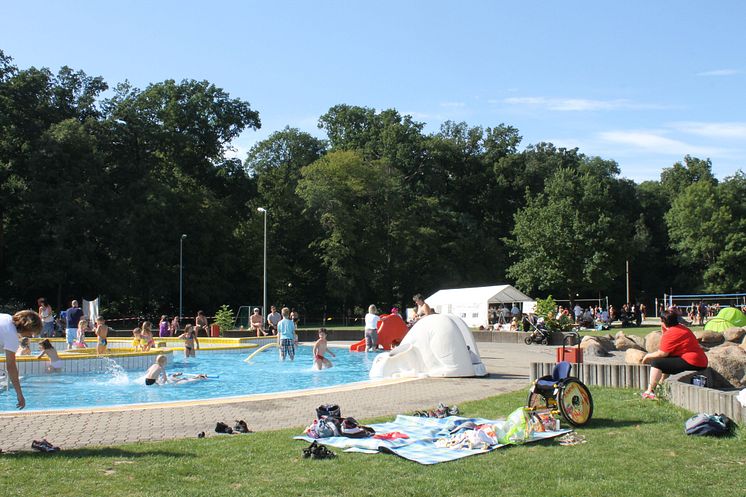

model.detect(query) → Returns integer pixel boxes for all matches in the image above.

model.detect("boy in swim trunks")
[94,316,109,355]
[37,339,63,372]
[145,355,168,385]
[312,328,335,370]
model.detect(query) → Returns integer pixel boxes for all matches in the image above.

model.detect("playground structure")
[349,313,409,352]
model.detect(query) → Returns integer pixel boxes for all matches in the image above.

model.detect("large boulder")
[695,330,725,346]
[742,335,746,351]
[706,345,746,388]
[625,348,646,364]
[580,335,615,353]
[645,331,662,353]
[583,341,611,357]
[615,333,645,352]
[723,327,746,343]
[629,335,646,349]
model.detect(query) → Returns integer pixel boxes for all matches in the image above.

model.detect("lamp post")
[257,207,268,321]
[179,234,187,320]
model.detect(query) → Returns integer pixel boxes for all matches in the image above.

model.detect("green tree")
[506,157,635,300]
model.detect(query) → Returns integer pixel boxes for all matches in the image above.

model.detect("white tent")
[426,285,533,328]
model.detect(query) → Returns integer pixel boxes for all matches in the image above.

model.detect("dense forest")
[1,50,744,321]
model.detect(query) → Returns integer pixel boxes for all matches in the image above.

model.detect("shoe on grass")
[641,391,657,400]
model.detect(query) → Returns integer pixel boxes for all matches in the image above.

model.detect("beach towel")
[295,414,571,465]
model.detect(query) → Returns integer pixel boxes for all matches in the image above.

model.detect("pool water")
[0,347,376,412]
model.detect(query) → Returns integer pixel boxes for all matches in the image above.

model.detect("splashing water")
[100,357,130,385]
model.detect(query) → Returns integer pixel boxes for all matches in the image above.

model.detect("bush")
[213,304,234,333]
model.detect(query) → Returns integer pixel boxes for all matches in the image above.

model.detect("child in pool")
[37,339,63,372]
[141,321,155,352]
[169,372,208,383]
[76,319,89,348]
[277,307,297,361]
[144,354,168,385]
[16,337,32,356]
[312,328,335,370]
[178,324,199,358]
[131,327,142,352]
[94,316,110,354]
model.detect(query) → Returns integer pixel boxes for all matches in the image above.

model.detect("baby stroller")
[524,322,551,345]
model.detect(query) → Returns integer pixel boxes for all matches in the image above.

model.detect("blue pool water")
[0,347,376,412]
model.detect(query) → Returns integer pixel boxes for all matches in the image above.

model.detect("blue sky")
[3,1,745,182]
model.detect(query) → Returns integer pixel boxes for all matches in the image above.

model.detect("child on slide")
[312,328,335,370]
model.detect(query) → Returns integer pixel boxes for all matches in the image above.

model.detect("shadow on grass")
[581,417,644,430]
[4,446,195,460]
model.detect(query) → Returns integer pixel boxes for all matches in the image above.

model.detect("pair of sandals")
[32,439,60,452]
[214,420,253,435]
[302,440,336,460]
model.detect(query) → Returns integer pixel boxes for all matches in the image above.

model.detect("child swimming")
[312,328,335,370]
[144,355,168,385]
[37,339,63,372]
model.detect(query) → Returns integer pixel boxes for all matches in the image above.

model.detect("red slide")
[350,314,409,351]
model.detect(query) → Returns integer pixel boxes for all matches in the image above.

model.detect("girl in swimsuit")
[178,324,200,358]
[37,339,63,372]
[141,321,155,352]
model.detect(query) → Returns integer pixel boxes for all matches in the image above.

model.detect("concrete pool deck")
[0,342,559,452]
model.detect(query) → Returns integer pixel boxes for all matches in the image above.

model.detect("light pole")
[257,207,268,321]
[179,234,187,320]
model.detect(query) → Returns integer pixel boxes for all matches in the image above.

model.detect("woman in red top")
[641,311,708,399]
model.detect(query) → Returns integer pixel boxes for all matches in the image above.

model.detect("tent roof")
[426,285,532,306]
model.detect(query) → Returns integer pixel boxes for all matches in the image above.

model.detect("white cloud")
[501,96,662,111]
[670,121,746,140]
[696,69,741,77]
[598,130,722,156]
[439,101,465,108]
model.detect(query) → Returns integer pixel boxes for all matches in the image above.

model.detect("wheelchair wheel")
[557,378,593,426]
[526,389,556,410]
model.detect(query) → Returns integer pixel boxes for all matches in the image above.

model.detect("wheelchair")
[526,361,594,426]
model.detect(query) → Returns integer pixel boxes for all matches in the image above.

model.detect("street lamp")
[257,207,268,322]
[179,234,187,320]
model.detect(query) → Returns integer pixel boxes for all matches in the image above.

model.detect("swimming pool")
[0,346,376,412]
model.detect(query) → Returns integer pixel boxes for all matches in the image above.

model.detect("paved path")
[0,342,558,452]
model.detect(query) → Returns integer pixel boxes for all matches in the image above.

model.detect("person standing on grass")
[641,311,707,400]
[277,307,297,361]
[1,310,42,409]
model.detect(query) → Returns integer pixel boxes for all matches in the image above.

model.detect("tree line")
[1,50,744,321]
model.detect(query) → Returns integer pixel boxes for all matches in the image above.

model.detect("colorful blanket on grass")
[294,415,571,465]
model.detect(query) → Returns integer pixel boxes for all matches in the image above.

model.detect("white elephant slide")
[369,314,488,378]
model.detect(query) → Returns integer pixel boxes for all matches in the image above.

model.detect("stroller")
[524,321,552,345]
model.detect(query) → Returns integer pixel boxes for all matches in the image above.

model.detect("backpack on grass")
[684,413,737,437]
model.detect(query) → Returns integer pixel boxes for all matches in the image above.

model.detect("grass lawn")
[1,388,742,497]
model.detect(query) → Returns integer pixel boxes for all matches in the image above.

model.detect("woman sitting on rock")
[641,311,708,399]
